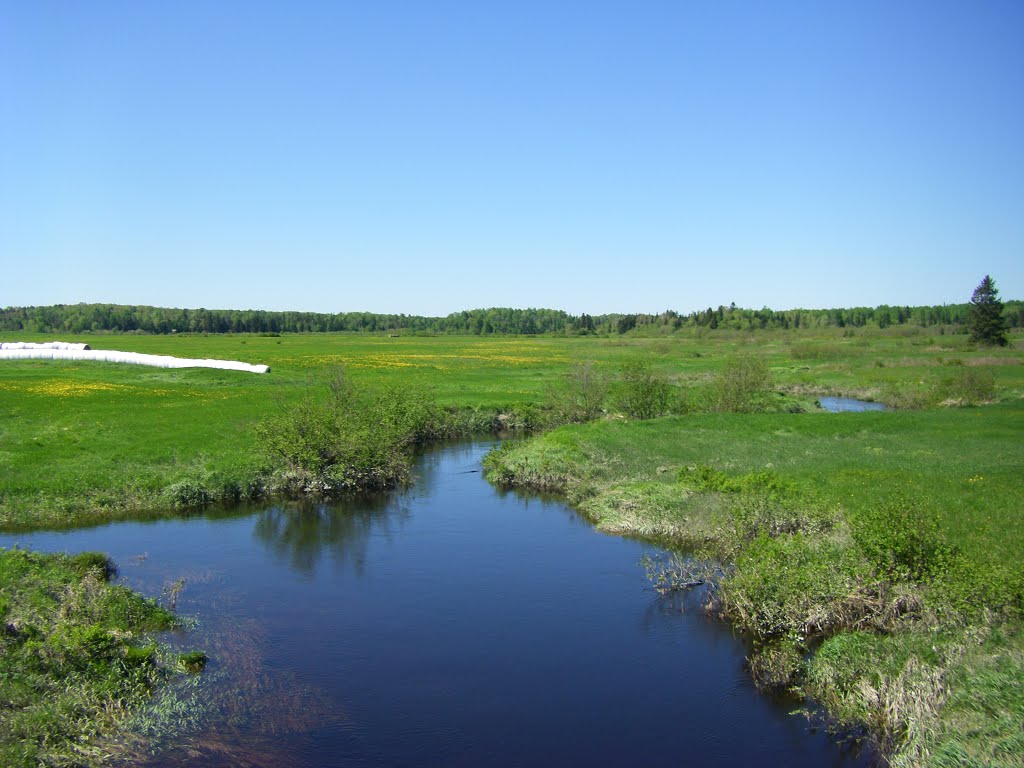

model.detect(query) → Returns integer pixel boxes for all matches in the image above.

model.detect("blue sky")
[2,1,1021,316]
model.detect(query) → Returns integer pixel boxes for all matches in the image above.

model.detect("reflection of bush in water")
[251,496,410,575]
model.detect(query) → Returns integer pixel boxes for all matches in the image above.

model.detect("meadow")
[1,327,1022,529]
[1,325,1023,765]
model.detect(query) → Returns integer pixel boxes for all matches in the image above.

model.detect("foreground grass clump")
[0,547,191,767]
[483,402,1024,765]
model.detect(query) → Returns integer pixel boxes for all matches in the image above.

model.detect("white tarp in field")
[0,342,270,374]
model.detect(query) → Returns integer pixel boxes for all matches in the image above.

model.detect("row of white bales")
[0,342,269,374]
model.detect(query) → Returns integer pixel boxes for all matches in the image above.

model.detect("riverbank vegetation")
[0,548,198,767]
[483,403,1024,765]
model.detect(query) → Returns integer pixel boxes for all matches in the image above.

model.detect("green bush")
[941,366,996,405]
[613,358,672,419]
[255,370,444,493]
[712,355,773,412]
[124,644,158,668]
[177,650,208,673]
[162,480,214,509]
[678,464,795,498]
[880,381,941,410]
[747,640,804,691]
[881,366,996,410]
[545,360,610,423]
[482,436,587,492]
[685,354,774,413]
[719,533,871,641]
[0,548,195,766]
[851,495,957,582]
[788,341,842,360]
[68,551,117,581]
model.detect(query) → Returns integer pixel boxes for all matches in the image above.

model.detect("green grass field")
[1,329,1022,528]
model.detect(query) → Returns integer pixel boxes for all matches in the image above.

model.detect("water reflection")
[251,495,410,576]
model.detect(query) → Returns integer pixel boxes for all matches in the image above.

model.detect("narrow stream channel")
[2,442,872,767]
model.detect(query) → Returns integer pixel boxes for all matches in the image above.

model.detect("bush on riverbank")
[254,369,553,498]
[255,370,447,494]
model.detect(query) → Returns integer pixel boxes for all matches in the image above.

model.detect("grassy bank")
[2,329,1021,530]
[0,548,200,767]
[483,403,1024,765]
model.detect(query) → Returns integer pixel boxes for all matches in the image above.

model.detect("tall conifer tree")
[967,275,1008,346]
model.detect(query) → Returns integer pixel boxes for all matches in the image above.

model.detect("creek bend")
[2,442,871,767]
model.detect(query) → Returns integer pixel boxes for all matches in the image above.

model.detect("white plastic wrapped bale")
[0,343,269,373]
[0,341,91,351]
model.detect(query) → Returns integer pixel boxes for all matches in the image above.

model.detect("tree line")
[1,300,1020,336]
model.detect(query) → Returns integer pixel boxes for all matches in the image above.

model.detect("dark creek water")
[2,443,872,767]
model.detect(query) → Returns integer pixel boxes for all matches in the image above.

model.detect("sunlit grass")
[0,328,1021,529]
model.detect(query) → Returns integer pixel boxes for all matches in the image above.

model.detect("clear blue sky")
[2,1,1021,316]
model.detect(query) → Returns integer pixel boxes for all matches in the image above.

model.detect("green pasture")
[1,328,1021,529]
[486,403,1024,577]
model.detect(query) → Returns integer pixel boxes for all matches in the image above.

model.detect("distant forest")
[1,301,1022,336]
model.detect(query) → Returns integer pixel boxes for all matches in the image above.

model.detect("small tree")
[967,275,1008,347]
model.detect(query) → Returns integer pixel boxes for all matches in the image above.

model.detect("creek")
[1,442,871,767]
[819,396,887,412]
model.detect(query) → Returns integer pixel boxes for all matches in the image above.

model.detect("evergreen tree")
[967,275,1008,346]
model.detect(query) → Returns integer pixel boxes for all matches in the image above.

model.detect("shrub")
[941,367,996,406]
[711,355,773,412]
[162,480,214,509]
[678,464,795,498]
[789,342,842,360]
[177,650,208,673]
[255,369,443,493]
[613,358,672,419]
[545,361,611,423]
[481,437,587,492]
[880,382,941,410]
[718,533,871,641]
[747,640,804,691]
[124,644,158,668]
[686,355,774,413]
[851,495,957,582]
[68,551,117,581]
